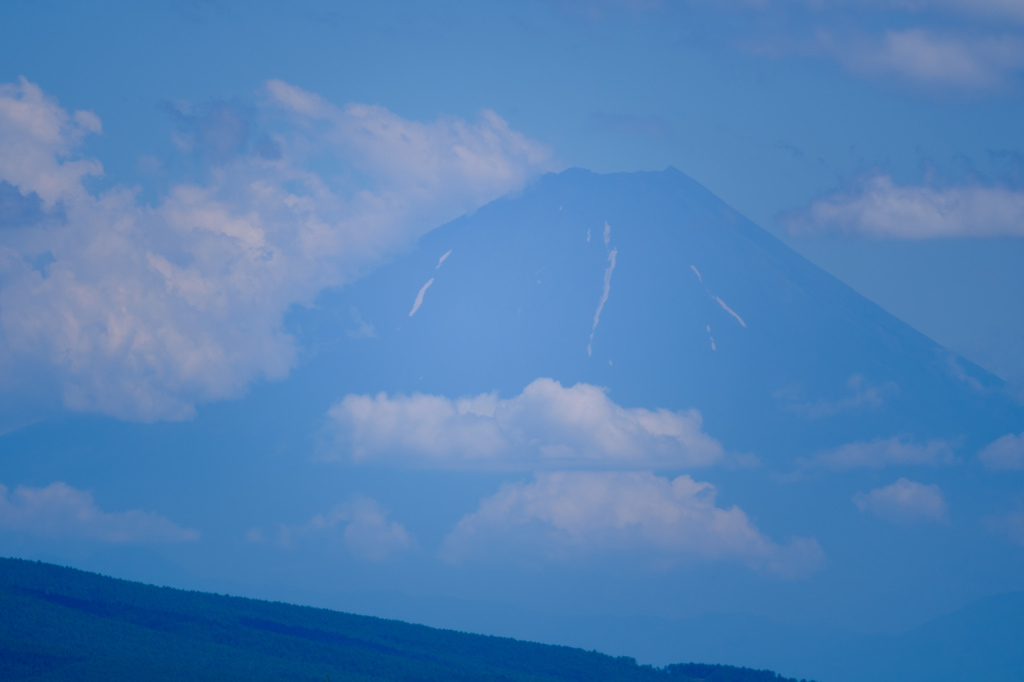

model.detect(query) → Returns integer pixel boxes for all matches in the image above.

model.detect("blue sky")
[2,1,1024,679]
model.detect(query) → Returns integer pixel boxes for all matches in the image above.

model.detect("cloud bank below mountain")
[327,378,725,470]
[441,471,824,578]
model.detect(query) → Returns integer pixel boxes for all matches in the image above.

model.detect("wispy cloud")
[247,496,412,561]
[441,471,824,578]
[774,374,895,419]
[978,431,1024,470]
[818,29,1024,91]
[804,435,957,470]
[0,78,552,421]
[785,175,1024,238]
[0,481,198,543]
[854,478,948,524]
[734,2,1024,94]
[842,0,1024,24]
[569,0,1024,93]
[326,378,724,470]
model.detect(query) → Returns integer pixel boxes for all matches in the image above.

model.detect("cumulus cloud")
[978,431,1024,470]
[327,378,725,469]
[249,496,412,561]
[806,436,957,470]
[853,478,947,524]
[0,78,552,421]
[0,481,198,543]
[786,174,1024,239]
[441,471,824,578]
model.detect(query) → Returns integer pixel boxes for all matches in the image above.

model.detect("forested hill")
[0,558,813,682]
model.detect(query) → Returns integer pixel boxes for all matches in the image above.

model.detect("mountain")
[276,166,1024,677]
[3,168,1022,682]
[309,167,1020,458]
[0,557,813,682]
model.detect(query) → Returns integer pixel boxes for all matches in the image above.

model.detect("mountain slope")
[0,557,812,682]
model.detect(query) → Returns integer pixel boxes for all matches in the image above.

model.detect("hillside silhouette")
[0,557,812,682]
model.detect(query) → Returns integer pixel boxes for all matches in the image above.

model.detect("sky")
[2,1,1024,678]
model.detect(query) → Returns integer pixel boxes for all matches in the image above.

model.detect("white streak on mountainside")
[409,278,435,317]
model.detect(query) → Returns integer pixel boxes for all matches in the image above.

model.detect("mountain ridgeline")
[0,558,812,682]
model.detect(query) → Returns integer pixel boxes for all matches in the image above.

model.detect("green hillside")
[0,557,814,682]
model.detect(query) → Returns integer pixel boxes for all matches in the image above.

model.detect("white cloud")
[787,174,1024,239]
[441,471,824,578]
[0,481,198,543]
[250,496,412,561]
[853,478,948,524]
[653,3,1024,92]
[978,431,1024,470]
[0,78,552,421]
[264,80,551,221]
[806,435,956,470]
[0,80,102,207]
[327,378,725,469]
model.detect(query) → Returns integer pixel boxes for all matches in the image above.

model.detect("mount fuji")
[308,167,1019,461]
[4,168,1023,682]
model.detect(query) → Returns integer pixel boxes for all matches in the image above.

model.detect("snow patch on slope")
[589,245,618,357]
[409,278,434,317]
[716,296,747,328]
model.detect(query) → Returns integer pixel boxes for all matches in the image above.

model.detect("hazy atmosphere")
[2,2,1024,680]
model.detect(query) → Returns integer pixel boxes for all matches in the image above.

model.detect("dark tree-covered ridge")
[0,557,815,682]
